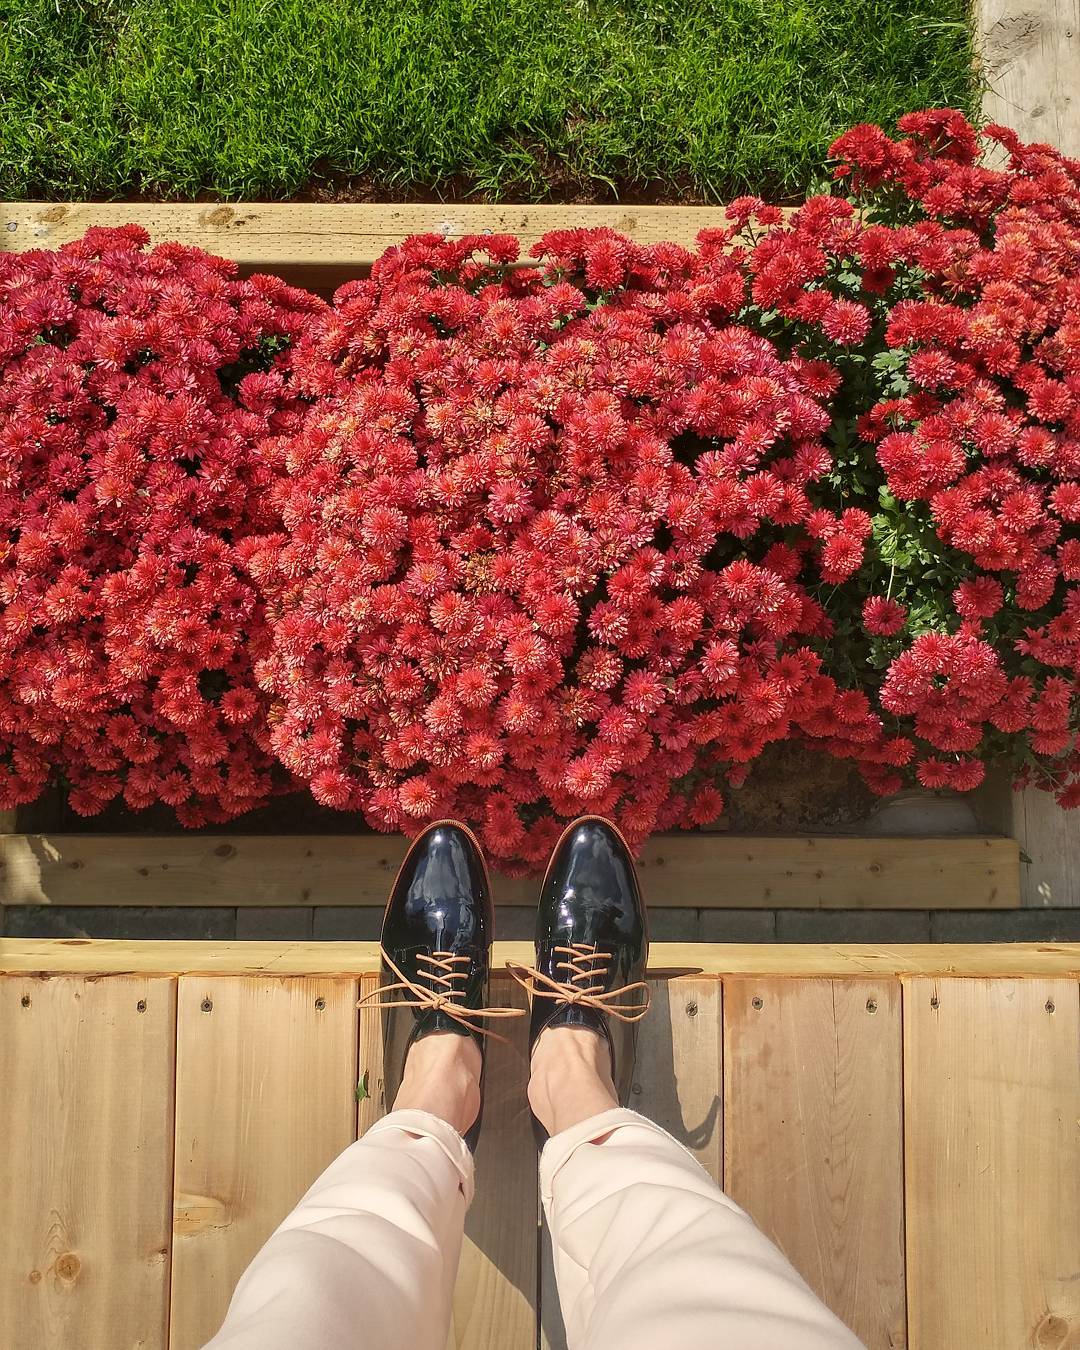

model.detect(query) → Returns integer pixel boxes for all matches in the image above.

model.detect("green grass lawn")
[1,0,977,202]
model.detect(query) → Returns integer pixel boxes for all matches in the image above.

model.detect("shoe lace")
[358,948,525,1042]
[506,942,650,1023]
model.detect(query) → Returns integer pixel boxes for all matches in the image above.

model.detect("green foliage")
[0,0,977,200]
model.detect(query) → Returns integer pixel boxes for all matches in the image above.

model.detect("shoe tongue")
[410,1009,475,1047]
[542,1001,614,1055]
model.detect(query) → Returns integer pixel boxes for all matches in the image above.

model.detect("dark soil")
[17,742,875,836]
[721,742,875,833]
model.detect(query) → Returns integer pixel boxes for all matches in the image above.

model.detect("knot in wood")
[54,1253,81,1282]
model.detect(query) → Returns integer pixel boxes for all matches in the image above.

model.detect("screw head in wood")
[314,997,326,1011]
[20,994,30,1008]
[866,998,877,1014]
[751,996,764,1010]
[201,997,213,1013]
[136,999,147,1013]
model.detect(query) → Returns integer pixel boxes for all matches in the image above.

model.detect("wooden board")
[359,971,537,1350]
[724,978,906,1349]
[904,977,1080,1349]
[356,971,386,1133]
[635,975,723,1180]
[0,974,176,1350]
[979,0,1080,157]
[0,202,738,290]
[0,832,1021,909]
[542,973,723,1350]
[169,976,359,1350]
[4,939,1079,979]
[1012,784,1080,907]
[451,974,536,1350]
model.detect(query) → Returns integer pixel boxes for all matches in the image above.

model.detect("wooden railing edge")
[1,938,1076,978]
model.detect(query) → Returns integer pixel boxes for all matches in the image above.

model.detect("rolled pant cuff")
[365,1108,476,1206]
[539,1107,675,1204]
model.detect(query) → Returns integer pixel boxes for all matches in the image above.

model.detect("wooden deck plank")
[0,832,1021,910]
[723,978,906,1349]
[636,975,724,1181]
[904,977,1080,1349]
[356,971,385,1133]
[541,974,723,1350]
[4,939,1078,979]
[0,974,176,1350]
[450,974,536,1350]
[359,971,537,1350]
[169,976,359,1350]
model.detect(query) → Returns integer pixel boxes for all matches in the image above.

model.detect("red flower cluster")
[5,111,1080,856]
[0,226,323,820]
[242,230,859,868]
[737,110,1080,803]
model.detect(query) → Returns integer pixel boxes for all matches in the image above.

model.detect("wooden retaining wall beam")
[0,832,1020,910]
[0,202,739,291]
[2,939,1076,978]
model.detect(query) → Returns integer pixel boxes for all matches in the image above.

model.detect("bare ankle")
[528,1025,619,1137]
[393,1032,482,1136]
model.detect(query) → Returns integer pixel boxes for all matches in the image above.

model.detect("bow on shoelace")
[358,949,525,1042]
[506,942,651,1023]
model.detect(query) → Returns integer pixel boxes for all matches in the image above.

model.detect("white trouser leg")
[203,1109,473,1350]
[541,1108,866,1350]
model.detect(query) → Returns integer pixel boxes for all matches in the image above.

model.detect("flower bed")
[3,112,1079,871]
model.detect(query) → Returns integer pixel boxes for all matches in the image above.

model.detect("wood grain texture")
[542,974,723,1350]
[636,975,723,1181]
[0,832,1020,909]
[979,0,1080,156]
[450,974,536,1350]
[724,978,906,1350]
[0,974,176,1350]
[0,202,735,290]
[169,976,359,1350]
[359,970,537,1350]
[1013,785,1080,907]
[356,971,386,1134]
[904,978,1080,1349]
[5,939,1079,979]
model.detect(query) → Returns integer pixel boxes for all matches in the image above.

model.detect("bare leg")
[394,1031,482,1136]
[529,1025,618,1136]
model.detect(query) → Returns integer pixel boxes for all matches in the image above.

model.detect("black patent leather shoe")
[509,816,650,1148]
[362,820,517,1152]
